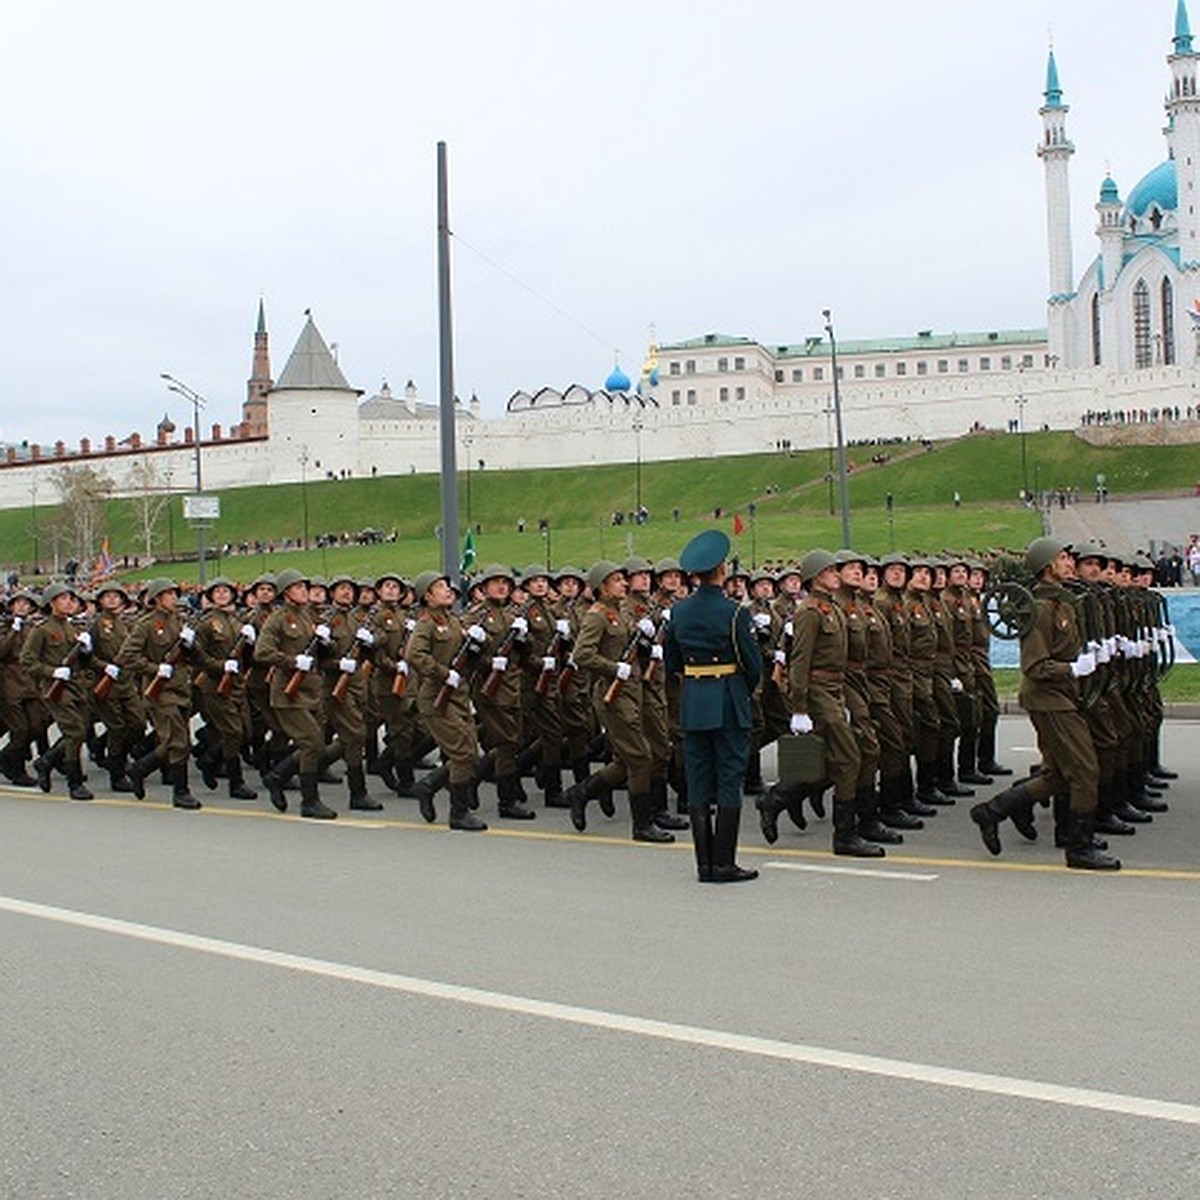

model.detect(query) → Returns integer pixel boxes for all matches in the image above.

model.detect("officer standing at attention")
[665,529,763,883]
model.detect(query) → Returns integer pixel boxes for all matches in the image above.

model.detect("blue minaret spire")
[1044,48,1064,107]
[1176,0,1194,54]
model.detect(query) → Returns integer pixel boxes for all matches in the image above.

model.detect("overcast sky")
[0,0,1185,444]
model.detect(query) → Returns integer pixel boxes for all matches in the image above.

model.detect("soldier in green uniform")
[969,537,1119,870]
[22,583,94,800]
[369,572,419,796]
[520,564,567,806]
[405,570,487,831]
[0,590,49,787]
[253,569,338,820]
[664,529,763,882]
[88,582,143,793]
[967,560,1011,777]
[553,566,594,789]
[118,578,201,809]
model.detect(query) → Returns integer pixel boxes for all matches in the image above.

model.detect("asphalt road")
[2,715,1199,1198]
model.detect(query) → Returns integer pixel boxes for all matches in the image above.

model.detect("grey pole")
[436,142,461,587]
[161,373,208,586]
[823,309,852,548]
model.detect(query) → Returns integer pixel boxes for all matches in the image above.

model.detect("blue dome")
[605,364,631,392]
[1124,160,1176,218]
[1099,175,1120,205]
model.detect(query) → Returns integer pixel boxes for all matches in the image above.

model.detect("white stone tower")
[1095,174,1124,367]
[1038,48,1076,366]
[1167,0,1200,328]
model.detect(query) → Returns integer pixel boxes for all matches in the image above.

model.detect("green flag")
[461,528,476,575]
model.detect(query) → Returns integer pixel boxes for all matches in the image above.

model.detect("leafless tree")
[52,464,112,570]
[128,457,172,562]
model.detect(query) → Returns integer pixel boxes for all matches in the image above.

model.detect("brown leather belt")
[811,668,844,681]
[684,663,737,678]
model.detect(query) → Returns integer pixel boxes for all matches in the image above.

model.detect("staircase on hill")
[1047,496,1200,555]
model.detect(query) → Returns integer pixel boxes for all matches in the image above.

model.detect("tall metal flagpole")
[437,142,461,586]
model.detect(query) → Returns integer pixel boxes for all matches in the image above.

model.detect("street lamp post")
[299,445,311,549]
[1015,390,1029,502]
[541,520,552,569]
[822,309,852,548]
[632,415,644,522]
[160,373,208,585]
[463,433,474,530]
[822,399,836,516]
[29,474,39,575]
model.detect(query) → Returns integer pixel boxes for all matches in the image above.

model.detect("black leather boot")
[171,763,201,810]
[449,781,487,831]
[631,791,674,843]
[66,760,94,801]
[755,786,785,844]
[832,798,884,857]
[1093,776,1134,836]
[299,771,337,820]
[651,778,688,830]
[413,764,449,823]
[857,786,903,843]
[969,781,1037,855]
[711,807,758,882]
[900,764,937,816]
[566,771,611,832]
[226,757,258,800]
[348,764,382,811]
[690,806,714,882]
[126,747,159,801]
[497,774,536,820]
[916,758,953,805]
[542,763,566,807]
[1064,814,1120,870]
[32,741,66,794]
[878,774,923,830]
[390,755,416,797]
[2,742,37,787]
[937,747,975,798]
[742,749,764,796]
[976,714,1011,775]
[263,752,298,813]
[1127,766,1168,813]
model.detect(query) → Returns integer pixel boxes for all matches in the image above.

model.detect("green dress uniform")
[0,605,50,785]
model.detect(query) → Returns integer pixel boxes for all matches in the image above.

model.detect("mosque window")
[1021,354,1034,368]
[717,357,728,372]
[792,368,803,382]
[1001,356,1012,370]
[875,363,886,378]
[854,364,865,379]
[774,369,784,382]
[1150,207,1163,232]
[1091,294,1102,366]
[1133,279,1152,368]
[1162,278,1176,366]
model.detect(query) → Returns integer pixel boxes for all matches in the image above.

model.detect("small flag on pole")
[732,513,746,536]
[461,528,476,575]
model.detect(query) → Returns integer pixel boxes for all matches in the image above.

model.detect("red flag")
[733,513,745,536]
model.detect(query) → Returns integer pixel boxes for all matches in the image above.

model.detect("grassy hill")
[4,429,1197,584]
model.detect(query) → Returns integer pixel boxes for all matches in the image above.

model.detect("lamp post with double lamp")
[822,309,852,548]
[160,373,209,585]
[632,415,644,524]
[1015,388,1030,503]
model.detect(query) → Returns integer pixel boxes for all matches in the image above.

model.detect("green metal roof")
[660,328,1048,360]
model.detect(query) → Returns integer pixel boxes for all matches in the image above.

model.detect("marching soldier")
[0,590,48,787]
[553,566,594,787]
[969,537,1119,870]
[967,560,1011,777]
[118,578,201,809]
[369,572,419,796]
[945,556,990,786]
[664,529,763,882]
[520,564,567,805]
[929,562,970,799]
[906,555,950,808]
[88,582,143,793]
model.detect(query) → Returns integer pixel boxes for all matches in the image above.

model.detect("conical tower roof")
[276,311,356,391]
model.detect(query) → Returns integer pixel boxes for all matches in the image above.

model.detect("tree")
[128,457,172,562]
[52,464,112,570]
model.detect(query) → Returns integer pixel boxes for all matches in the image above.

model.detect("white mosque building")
[0,4,1198,514]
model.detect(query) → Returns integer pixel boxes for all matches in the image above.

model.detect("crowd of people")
[0,537,1178,877]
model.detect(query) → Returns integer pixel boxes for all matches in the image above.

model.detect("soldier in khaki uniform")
[553,566,594,787]
[118,578,201,809]
[905,556,950,807]
[22,583,94,799]
[567,560,672,843]
[369,572,419,796]
[88,582,143,793]
[969,537,1119,870]
[253,569,337,820]
[0,590,48,787]
[928,562,970,799]
[405,570,487,831]
[967,560,1011,777]
[520,564,567,806]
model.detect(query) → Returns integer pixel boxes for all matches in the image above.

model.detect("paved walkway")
[1047,494,1200,556]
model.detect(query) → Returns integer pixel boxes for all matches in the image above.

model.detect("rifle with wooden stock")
[433,629,485,712]
[283,626,329,699]
[603,626,648,706]
[44,616,92,705]
[215,623,258,697]
[640,608,670,683]
[479,599,537,700]
[535,627,568,696]
[331,641,374,703]
[143,620,200,702]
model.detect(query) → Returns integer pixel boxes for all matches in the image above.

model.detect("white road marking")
[765,861,938,882]
[2,893,1198,1127]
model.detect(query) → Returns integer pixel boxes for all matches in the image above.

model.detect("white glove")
[467,624,487,644]
[104,663,120,680]
[660,608,671,623]
[790,712,813,735]
[445,668,461,689]
[1105,637,1117,657]
[223,659,240,674]
[405,618,417,632]
[637,617,656,638]
[1070,651,1096,678]
[11,616,22,632]
[76,631,92,652]
[1094,640,1111,664]
[1164,623,1176,638]
[397,660,409,676]
[491,655,508,673]
[53,666,71,682]
[650,644,664,661]
[844,707,852,724]
[752,612,771,630]
[542,656,557,671]
[773,649,787,665]
[240,623,256,643]
[783,620,794,639]
[178,626,195,647]
[616,661,633,681]
[1140,639,1153,658]
[339,657,357,674]
[510,616,529,639]
[355,627,375,646]
[294,653,314,672]
[950,677,963,693]
[314,623,332,644]
[555,619,571,637]
[156,663,174,679]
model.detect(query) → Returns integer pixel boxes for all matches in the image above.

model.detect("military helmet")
[1131,552,1155,573]
[906,551,933,570]
[374,571,403,589]
[1025,536,1068,575]
[878,551,909,571]
[143,577,179,603]
[412,570,445,603]
[554,564,586,584]
[274,568,309,592]
[654,555,682,575]
[587,559,624,591]
[799,548,837,584]
[41,582,78,607]
[520,563,551,586]
[95,581,128,602]
[751,567,777,586]
[1072,542,1107,564]
[622,556,654,576]
[327,572,358,594]
[251,573,277,592]
[202,576,236,598]
[833,548,867,569]
[307,575,328,591]
[6,588,37,608]
[478,562,515,585]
